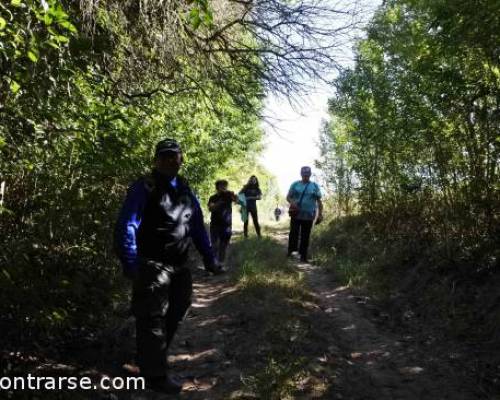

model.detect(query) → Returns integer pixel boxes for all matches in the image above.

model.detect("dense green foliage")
[0,0,360,345]
[318,0,499,266]
[314,0,499,347]
[0,0,264,344]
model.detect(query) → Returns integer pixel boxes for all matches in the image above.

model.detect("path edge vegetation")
[0,0,357,349]
[313,0,499,366]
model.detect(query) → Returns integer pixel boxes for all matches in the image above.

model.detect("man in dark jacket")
[114,138,221,394]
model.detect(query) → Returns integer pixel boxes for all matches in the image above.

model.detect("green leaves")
[42,12,52,25]
[189,8,202,29]
[187,0,214,29]
[0,0,267,347]
[325,0,499,230]
[9,78,20,93]
[0,0,79,99]
[27,48,38,62]
[59,20,77,33]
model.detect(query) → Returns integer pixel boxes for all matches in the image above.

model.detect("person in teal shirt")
[286,166,323,262]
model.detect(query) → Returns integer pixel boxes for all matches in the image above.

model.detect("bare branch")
[77,0,365,113]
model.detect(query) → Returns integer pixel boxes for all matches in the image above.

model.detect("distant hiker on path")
[208,179,241,268]
[274,206,282,221]
[240,175,262,238]
[287,166,323,263]
[114,138,222,394]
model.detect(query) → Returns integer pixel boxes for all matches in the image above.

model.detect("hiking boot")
[288,251,298,259]
[205,264,224,275]
[145,375,182,394]
[300,255,308,263]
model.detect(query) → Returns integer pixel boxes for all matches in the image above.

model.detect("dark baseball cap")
[155,138,182,157]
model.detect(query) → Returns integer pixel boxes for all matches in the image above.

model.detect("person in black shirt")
[240,175,262,238]
[208,180,239,266]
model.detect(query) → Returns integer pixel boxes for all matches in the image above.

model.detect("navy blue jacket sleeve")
[114,179,147,275]
[189,194,216,266]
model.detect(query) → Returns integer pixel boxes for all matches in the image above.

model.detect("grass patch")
[311,212,500,346]
[225,236,319,398]
[311,215,393,296]
[242,355,308,400]
[230,236,312,302]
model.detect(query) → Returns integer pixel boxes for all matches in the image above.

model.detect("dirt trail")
[19,230,492,399]
[294,261,481,400]
[120,230,485,399]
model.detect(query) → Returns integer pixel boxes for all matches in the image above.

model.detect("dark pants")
[210,224,231,263]
[244,208,261,237]
[288,218,313,259]
[132,261,192,377]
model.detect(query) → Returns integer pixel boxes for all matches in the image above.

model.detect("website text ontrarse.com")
[0,374,145,391]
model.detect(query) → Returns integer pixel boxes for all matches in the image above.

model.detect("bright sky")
[260,87,331,195]
[260,0,381,196]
